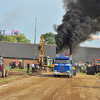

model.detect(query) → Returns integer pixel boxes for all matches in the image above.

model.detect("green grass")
[5,66,32,73]
[0,77,15,82]
[77,72,87,75]
[78,71,100,76]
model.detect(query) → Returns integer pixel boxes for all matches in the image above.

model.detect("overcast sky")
[0,0,100,48]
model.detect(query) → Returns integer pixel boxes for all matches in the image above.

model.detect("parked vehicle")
[86,59,100,75]
[11,60,24,69]
[0,55,8,77]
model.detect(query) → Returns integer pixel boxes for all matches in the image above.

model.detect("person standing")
[27,63,30,73]
[31,63,35,73]
[9,62,12,70]
[34,62,37,70]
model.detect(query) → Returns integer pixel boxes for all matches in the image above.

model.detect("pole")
[0,42,1,57]
[33,18,37,63]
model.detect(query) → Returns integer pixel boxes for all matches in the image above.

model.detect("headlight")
[67,71,70,72]
[66,64,70,66]
[55,64,58,65]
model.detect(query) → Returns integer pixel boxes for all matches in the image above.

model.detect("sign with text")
[0,30,20,36]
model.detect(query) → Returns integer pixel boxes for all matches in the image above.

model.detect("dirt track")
[0,72,100,100]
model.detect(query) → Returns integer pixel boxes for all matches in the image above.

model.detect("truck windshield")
[95,60,100,66]
[55,59,69,64]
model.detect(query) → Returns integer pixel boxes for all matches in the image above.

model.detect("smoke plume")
[55,0,100,54]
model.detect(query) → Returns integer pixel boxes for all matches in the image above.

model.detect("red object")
[93,59,100,73]
[0,64,3,71]
[65,53,70,56]
[13,60,22,68]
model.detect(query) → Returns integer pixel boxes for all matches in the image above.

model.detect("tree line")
[0,32,55,44]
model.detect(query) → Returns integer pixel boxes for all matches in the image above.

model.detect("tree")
[16,33,31,43]
[0,33,31,43]
[43,32,55,44]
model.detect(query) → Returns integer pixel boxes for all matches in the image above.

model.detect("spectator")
[34,62,37,70]
[31,63,35,73]
[27,63,30,73]
[9,62,12,70]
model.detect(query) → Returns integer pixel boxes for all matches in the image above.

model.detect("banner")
[91,36,100,40]
[0,30,20,36]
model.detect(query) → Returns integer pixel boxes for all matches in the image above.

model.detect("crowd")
[27,62,38,73]
[9,61,38,73]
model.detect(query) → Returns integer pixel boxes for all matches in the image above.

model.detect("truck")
[53,54,76,78]
[0,55,8,77]
[86,59,100,75]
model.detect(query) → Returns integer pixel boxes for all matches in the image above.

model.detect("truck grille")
[59,66,64,72]
[98,65,100,71]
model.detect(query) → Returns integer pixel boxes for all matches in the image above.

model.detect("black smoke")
[55,0,100,54]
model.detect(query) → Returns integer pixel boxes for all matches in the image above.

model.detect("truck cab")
[54,55,75,78]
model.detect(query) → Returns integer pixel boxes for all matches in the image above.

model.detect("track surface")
[0,72,100,100]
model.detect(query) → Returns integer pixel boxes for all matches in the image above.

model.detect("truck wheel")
[68,72,73,78]
[73,70,76,76]
[54,74,56,77]
[12,62,15,69]
[22,63,24,69]
[68,75,71,78]
[20,62,24,69]
[68,75,72,78]
[71,71,73,78]
[19,63,21,69]
[86,70,88,74]
[22,65,24,69]
[5,70,8,77]
[2,65,5,77]
[71,74,73,78]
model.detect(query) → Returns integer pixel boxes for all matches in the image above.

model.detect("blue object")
[54,55,73,77]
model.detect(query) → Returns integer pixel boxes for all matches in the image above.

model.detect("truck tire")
[71,70,73,78]
[19,62,24,69]
[22,63,24,69]
[68,75,71,78]
[2,65,5,77]
[92,67,95,75]
[54,74,56,77]
[19,62,22,69]
[71,74,73,78]
[68,73,73,78]
[73,70,76,76]
[86,69,88,74]
[5,70,8,77]
[12,62,15,69]
[87,67,91,75]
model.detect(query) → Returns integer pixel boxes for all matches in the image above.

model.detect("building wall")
[0,41,100,63]
[4,58,38,67]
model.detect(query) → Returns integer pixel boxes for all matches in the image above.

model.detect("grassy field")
[0,77,15,82]
[78,71,100,76]
[5,66,32,73]
[0,67,34,82]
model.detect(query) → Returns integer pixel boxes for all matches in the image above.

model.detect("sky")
[0,0,100,48]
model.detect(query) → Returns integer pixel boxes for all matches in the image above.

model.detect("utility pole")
[33,17,37,63]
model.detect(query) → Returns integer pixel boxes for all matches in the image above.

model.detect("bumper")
[54,71,70,75]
